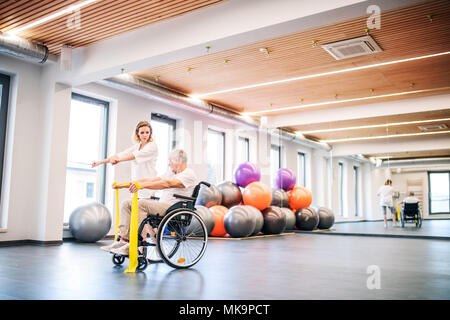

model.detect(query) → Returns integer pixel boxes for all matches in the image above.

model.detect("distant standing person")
[377,179,396,228]
[92,120,158,200]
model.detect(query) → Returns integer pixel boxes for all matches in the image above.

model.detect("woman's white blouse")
[117,141,158,199]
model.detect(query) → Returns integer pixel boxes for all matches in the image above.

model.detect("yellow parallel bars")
[112,181,142,273]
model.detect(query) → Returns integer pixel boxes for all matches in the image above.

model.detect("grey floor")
[1,232,449,300]
[300,220,450,240]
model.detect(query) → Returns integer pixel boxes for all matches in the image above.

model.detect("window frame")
[238,136,250,163]
[428,171,450,215]
[0,73,10,204]
[151,112,177,150]
[71,93,109,204]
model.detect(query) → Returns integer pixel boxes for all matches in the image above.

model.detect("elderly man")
[101,149,197,255]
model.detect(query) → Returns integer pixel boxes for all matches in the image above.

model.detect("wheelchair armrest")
[174,194,196,202]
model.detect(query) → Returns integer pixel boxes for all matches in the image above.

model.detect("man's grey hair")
[169,149,187,164]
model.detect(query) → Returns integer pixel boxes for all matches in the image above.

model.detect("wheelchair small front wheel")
[156,210,208,269]
[112,254,125,266]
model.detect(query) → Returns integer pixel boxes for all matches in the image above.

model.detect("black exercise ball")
[247,205,264,236]
[217,181,242,208]
[295,207,319,230]
[271,188,289,208]
[195,184,222,208]
[224,205,255,238]
[280,207,296,230]
[317,207,335,229]
[261,206,286,234]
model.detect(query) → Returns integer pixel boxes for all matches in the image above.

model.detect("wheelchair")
[111,181,210,270]
[400,202,422,228]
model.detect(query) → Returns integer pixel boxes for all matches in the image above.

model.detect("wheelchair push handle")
[191,181,211,199]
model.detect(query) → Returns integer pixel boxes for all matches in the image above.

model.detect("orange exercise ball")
[209,205,228,237]
[288,186,312,210]
[242,181,272,211]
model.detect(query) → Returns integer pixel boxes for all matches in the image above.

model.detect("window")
[354,166,359,216]
[207,128,225,184]
[151,113,176,175]
[237,136,250,164]
[0,73,10,204]
[63,93,109,224]
[297,152,306,187]
[338,162,344,216]
[428,172,450,214]
[270,144,281,187]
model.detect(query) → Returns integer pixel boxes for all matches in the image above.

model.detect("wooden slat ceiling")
[132,0,450,115]
[295,109,450,141]
[0,0,226,55]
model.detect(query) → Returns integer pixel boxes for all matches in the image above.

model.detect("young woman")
[377,179,397,228]
[93,121,158,252]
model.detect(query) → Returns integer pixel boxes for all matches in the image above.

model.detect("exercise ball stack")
[217,181,242,208]
[295,207,319,231]
[261,206,286,234]
[224,205,256,238]
[271,189,289,208]
[280,207,296,230]
[202,162,317,238]
[317,207,335,229]
[195,184,222,208]
[69,202,111,242]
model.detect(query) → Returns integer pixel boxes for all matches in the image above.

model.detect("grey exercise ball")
[317,207,335,229]
[69,202,111,242]
[271,188,289,208]
[280,207,296,230]
[247,206,264,236]
[186,205,215,235]
[295,207,319,231]
[195,184,222,208]
[217,181,242,208]
[261,206,286,234]
[224,205,256,238]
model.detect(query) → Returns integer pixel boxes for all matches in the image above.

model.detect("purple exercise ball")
[234,162,261,188]
[275,168,296,191]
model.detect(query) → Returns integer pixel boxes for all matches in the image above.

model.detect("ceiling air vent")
[321,35,382,60]
[418,124,448,131]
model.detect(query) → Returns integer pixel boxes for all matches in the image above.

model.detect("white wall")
[0,55,43,241]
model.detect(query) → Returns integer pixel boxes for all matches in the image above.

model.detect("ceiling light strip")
[193,51,450,98]
[321,130,450,143]
[242,87,450,116]
[4,0,99,34]
[297,117,450,135]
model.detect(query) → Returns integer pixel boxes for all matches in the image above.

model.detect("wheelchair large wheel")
[156,209,208,269]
